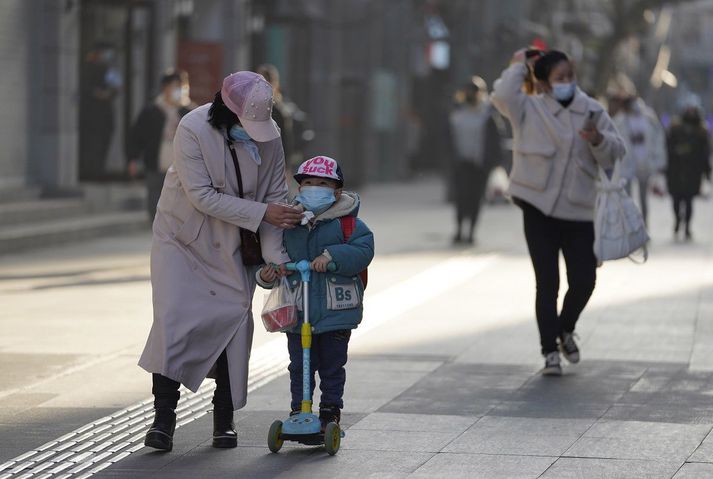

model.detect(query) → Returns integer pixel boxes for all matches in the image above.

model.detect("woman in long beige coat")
[139,71,302,451]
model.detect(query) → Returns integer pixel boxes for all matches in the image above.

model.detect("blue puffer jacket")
[259,191,374,334]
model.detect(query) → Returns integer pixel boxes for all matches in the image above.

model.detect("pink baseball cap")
[294,156,344,187]
[221,71,280,142]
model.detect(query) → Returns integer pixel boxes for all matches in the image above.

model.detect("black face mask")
[683,113,700,125]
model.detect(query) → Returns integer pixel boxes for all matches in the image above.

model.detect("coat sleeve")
[325,219,374,277]
[258,141,291,265]
[172,123,268,231]
[588,108,626,170]
[491,63,528,126]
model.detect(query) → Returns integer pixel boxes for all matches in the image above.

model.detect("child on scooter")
[257,156,374,429]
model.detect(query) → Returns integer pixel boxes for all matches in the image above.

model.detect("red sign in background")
[178,41,224,105]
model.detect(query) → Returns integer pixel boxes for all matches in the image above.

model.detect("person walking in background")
[666,105,711,241]
[492,49,625,376]
[448,78,503,244]
[79,42,122,181]
[128,69,193,221]
[613,94,667,225]
[139,71,303,452]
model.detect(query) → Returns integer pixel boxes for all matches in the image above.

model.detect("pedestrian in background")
[492,49,625,376]
[666,105,712,241]
[128,69,193,221]
[613,94,667,225]
[448,78,502,244]
[79,42,121,181]
[139,71,302,452]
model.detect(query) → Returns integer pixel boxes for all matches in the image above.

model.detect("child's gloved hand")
[311,255,331,273]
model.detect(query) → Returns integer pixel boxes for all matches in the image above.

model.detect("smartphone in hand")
[584,110,602,131]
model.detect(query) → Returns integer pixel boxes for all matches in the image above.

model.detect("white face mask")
[170,87,182,104]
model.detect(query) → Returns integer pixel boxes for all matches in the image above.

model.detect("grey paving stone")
[492,400,611,420]
[564,420,711,462]
[411,452,556,479]
[350,412,477,433]
[687,430,713,463]
[444,416,594,456]
[99,445,434,479]
[490,362,646,420]
[604,404,713,425]
[339,429,459,453]
[542,457,682,478]
[379,363,533,417]
[674,462,713,478]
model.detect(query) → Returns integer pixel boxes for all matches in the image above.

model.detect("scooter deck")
[280,432,325,446]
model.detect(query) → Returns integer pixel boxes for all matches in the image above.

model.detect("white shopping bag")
[593,161,649,265]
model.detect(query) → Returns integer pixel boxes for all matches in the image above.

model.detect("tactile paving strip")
[0,339,289,479]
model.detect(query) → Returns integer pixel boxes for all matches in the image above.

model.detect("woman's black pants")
[519,201,598,355]
[672,195,694,232]
[152,350,233,410]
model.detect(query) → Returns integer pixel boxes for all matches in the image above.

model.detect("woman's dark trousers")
[672,194,694,234]
[520,201,597,355]
[152,349,233,410]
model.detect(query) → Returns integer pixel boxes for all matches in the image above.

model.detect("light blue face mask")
[229,125,261,165]
[295,186,336,216]
[551,82,576,102]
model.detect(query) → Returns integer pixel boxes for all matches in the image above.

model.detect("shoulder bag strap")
[226,140,245,199]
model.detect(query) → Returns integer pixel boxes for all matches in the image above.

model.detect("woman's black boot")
[212,408,237,448]
[144,408,176,451]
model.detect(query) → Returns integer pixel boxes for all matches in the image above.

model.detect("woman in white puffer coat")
[492,49,625,376]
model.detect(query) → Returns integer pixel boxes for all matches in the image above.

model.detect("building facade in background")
[0,0,250,199]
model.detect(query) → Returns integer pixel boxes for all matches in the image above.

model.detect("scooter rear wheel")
[324,422,341,455]
[268,420,284,453]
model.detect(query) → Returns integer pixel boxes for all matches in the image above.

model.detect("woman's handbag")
[227,141,263,266]
[593,160,649,265]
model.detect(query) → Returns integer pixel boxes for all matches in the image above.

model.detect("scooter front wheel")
[268,420,284,453]
[324,422,341,455]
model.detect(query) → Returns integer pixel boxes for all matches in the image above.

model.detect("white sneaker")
[542,351,562,376]
[559,332,580,364]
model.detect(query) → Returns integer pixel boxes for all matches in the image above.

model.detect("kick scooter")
[267,260,344,455]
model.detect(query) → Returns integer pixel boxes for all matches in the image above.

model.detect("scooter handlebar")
[284,260,337,272]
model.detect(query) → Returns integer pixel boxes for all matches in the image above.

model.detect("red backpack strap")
[339,216,368,289]
[339,216,356,241]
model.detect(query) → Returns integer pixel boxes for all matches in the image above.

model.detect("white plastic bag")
[593,162,649,264]
[260,277,299,332]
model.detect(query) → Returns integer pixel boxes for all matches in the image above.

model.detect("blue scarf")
[228,125,261,165]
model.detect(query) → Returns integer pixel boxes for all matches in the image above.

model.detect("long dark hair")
[207,92,240,132]
[533,50,570,83]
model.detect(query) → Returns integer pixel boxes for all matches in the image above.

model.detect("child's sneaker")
[319,405,341,431]
[542,351,562,376]
[559,332,580,364]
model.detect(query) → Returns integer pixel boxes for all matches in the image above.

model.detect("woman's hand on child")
[311,255,331,273]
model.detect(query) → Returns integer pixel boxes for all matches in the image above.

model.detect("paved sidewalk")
[2,176,713,478]
[92,185,713,479]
